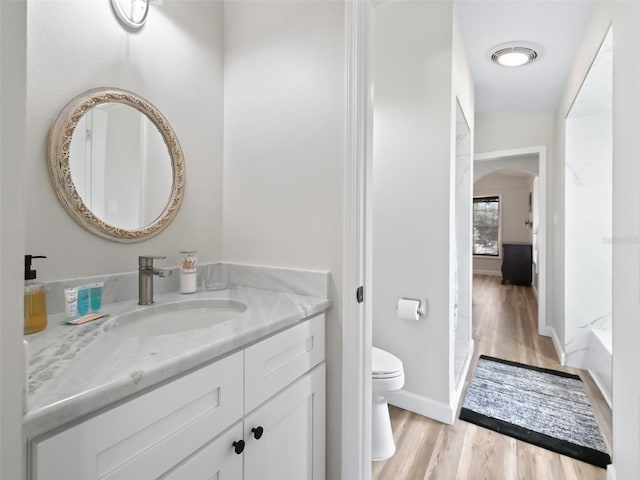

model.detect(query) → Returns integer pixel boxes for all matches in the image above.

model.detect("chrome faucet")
[138,255,172,305]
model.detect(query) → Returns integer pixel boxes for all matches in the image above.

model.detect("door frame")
[475,146,548,338]
[0,0,28,478]
[342,1,374,479]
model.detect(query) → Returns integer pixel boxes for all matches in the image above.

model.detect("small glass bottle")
[179,251,197,294]
[77,286,90,316]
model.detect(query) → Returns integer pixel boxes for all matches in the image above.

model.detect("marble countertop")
[24,285,330,439]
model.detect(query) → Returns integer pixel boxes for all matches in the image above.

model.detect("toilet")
[372,347,405,461]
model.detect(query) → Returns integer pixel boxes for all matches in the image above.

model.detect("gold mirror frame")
[48,87,185,243]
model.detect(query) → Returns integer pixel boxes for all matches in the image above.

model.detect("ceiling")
[455,0,597,114]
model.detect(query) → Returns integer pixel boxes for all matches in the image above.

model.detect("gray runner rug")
[460,355,611,468]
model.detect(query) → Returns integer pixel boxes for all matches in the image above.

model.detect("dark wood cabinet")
[501,243,532,286]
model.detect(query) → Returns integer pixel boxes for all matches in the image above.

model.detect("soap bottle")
[24,255,48,335]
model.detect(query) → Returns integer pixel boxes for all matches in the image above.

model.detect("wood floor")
[372,274,612,480]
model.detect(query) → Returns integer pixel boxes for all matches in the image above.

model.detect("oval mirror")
[48,87,185,242]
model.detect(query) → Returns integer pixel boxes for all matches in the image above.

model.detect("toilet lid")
[372,347,403,377]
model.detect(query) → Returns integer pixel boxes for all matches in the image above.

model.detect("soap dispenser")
[24,255,48,335]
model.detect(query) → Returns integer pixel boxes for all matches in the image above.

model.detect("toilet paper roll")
[397,298,421,321]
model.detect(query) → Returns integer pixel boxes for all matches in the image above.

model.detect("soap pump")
[24,255,48,335]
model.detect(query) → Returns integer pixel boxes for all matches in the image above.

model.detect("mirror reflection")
[69,102,173,230]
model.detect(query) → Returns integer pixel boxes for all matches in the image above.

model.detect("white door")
[243,364,325,480]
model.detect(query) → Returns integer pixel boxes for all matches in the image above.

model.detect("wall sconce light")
[111,0,150,30]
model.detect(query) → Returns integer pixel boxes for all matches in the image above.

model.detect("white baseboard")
[550,327,566,365]
[387,342,474,427]
[387,389,455,425]
[607,464,616,480]
[539,324,552,338]
[473,269,501,277]
[588,369,613,409]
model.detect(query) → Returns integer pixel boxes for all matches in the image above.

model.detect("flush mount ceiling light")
[491,46,539,67]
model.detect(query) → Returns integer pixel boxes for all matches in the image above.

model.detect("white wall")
[473,172,534,275]
[474,154,538,182]
[26,0,224,280]
[222,2,345,478]
[611,4,640,477]
[372,1,474,424]
[1,1,27,477]
[475,113,554,154]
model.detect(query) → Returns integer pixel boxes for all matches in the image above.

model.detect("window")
[473,196,500,256]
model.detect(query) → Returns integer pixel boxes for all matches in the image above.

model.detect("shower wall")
[453,101,472,389]
[564,29,612,369]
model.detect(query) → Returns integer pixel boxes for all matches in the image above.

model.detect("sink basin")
[102,299,247,337]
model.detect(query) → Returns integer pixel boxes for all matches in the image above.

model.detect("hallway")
[372,275,611,480]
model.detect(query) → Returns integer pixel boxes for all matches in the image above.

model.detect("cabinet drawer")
[244,315,325,413]
[32,351,243,480]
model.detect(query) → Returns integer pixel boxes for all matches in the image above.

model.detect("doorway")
[474,147,548,337]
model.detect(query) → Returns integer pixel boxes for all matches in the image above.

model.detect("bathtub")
[588,328,612,408]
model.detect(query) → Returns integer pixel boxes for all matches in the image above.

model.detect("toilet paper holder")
[397,297,427,320]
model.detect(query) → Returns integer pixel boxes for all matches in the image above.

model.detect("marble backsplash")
[41,263,331,315]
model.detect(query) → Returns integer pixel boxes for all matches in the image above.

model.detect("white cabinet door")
[159,422,243,480]
[243,364,325,480]
[32,352,243,480]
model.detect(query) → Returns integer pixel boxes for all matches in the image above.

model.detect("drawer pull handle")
[252,426,264,440]
[232,439,245,454]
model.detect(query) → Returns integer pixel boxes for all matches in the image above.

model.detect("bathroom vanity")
[24,284,329,480]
